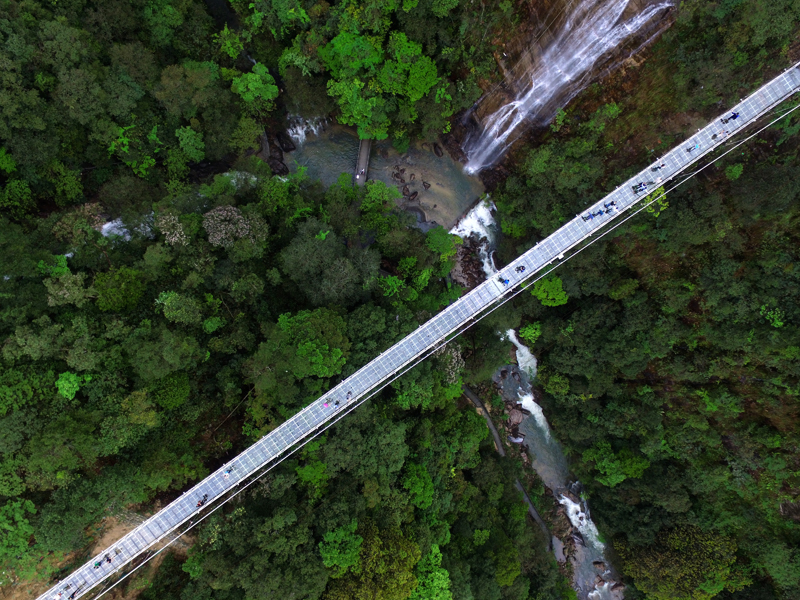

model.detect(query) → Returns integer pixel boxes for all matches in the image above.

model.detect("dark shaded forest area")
[1,1,800,600]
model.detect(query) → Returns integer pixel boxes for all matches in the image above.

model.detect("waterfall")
[505,329,538,378]
[463,0,673,173]
[287,116,327,145]
[449,197,499,278]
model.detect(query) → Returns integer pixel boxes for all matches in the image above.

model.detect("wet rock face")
[450,233,489,289]
[276,132,296,153]
[269,143,283,161]
[441,131,468,163]
[479,165,511,193]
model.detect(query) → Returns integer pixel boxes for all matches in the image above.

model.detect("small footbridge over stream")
[354,138,371,186]
[38,62,800,600]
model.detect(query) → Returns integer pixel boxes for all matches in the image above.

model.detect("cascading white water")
[464,0,673,173]
[286,115,327,145]
[449,197,499,277]
[505,329,538,378]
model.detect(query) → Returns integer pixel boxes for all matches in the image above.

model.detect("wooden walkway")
[354,138,371,186]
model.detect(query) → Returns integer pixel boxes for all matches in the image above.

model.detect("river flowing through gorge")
[463,0,674,173]
[451,205,623,600]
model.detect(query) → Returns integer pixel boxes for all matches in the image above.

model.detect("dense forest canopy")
[2,1,800,600]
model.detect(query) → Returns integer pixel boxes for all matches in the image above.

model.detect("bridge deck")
[355,138,371,186]
[38,61,800,600]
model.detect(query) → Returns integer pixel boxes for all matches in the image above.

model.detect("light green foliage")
[582,442,650,487]
[608,278,639,301]
[276,308,349,378]
[361,180,401,235]
[55,372,91,400]
[725,163,744,181]
[538,367,569,397]
[492,537,521,587]
[143,0,186,45]
[202,316,227,333]
[229,116,262,153]
[425,226,462,261]
[325,521,421,600]
[156,291,204,325]
[0,148,16,173]
[473,529,490,546]
[644,186,669,217]
[519,322,541,345]
[47,162,83,206]
[551,108,567,132]
[616,527,748,600]
[759,304,785,328]
[38,255,70,278]
[175,126,206,162]
[214,23,244,59]
[0,499,35,567]
[380,275,406,297]
[410,544,452,600]
[296,438,329,499]
[321,32,444,139]
[319,33,384,80]
[94,267,146,312]
[327,77,389,140]
[320,520,364,578]
[530,276,568,307]
[231,63,279,112]
[402,462,434,509]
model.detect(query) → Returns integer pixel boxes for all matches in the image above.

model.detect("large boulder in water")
[276,132,296,153]
[269,143,283,161]
[402,185,410,196]
[267,157,289,176]
[433,143,443,157]
[408,191,418,201]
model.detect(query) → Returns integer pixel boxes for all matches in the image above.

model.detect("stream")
[452,205,623,600]
[285,118,484,229]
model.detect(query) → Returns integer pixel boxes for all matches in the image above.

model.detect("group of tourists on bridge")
[582,200,618,221]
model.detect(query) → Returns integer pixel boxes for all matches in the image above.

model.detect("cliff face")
[465,0,675,136]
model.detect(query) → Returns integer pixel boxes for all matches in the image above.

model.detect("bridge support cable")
[37,61,800,600]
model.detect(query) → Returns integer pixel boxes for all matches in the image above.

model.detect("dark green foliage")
[94,266,146,312]
[616,526,747,600]
[3,2,799,600]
